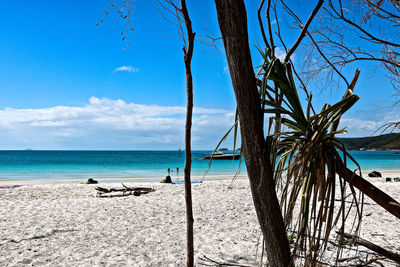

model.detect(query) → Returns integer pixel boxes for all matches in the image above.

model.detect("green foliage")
[213,47,364,265]
[338,133,400,150]
[256,48,363,265]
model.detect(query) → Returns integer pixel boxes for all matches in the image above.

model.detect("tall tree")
[214,0,400,265]
[178,1,196,265]
[214,1,292,266]
[99,1,196,266]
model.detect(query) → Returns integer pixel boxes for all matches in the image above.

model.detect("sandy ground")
[0,178,400,266]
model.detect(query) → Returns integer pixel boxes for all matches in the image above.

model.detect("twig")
[336,255,359,262]
[356,256,386,267]
[306,31,349,87]
[197,254,252,267]
[340,232,400,264]
[328,0,400,48]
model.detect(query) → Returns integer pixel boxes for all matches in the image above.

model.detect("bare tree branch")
[299,0,400,97]
[284,0,324,62]
[97,0,137,49]
[258,0,270,49]
[307,32,350,87]
[266,0,275,56]
[328,0,400,48]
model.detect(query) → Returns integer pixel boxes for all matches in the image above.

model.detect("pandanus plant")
[257,48,364,264]
[209,48,365,264]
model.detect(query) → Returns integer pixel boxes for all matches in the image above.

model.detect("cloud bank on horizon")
[0,96,398,150]
[0,97,235,150]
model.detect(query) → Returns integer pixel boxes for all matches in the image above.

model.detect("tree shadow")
[0,229,77,246]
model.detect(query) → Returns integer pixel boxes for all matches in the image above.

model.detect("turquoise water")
[0,150,244,183]
[345,150,400,173]
[0,150,399,183]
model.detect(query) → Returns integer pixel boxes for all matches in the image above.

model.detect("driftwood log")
[95,184,155,198]
[341,232,400,264]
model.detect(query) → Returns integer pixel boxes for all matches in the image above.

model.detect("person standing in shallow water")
[176,167,179,176]
[168,168,170,176]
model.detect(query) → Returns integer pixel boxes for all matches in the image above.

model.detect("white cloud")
[275,47,288,62]
[113,65,139,73]
[5,96,395,149]
[0,97,235,149]
[338,107,400,137]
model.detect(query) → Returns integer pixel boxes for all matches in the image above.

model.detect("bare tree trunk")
[214,1,291,266]
[181,1,195,266]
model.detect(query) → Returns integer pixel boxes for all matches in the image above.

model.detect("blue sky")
[0,0,398,150]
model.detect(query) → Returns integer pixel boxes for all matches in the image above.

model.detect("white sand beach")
[1,178,400,266]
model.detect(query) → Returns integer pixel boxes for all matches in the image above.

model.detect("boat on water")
[203,151,240,160]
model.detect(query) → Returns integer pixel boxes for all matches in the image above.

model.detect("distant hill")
[337,133,400,150]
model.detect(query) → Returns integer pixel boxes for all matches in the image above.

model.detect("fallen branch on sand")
[340,232,400,264]
[337,161,400,220]
[357,256,386,267]
[95,184,155,198]
[197,254,252,267]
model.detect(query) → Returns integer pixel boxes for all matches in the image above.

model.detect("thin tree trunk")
[337,161,400,220]
[214,1,291,266]
[181,0,195,266]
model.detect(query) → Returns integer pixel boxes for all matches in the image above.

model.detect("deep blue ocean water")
[0,150,399,183]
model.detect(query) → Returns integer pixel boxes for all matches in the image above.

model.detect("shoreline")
[0,174,249,186]
[2,169,400,186]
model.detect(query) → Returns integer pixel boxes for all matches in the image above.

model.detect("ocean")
[0,150,399,183]
[0,150,244,183]
[344,150,400,173]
